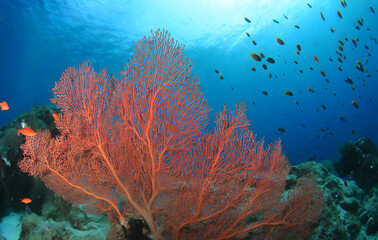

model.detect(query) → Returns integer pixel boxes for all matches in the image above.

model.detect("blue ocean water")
[0,0,377,164]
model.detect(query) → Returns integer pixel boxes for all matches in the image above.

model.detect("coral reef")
[1,105,378,239]
[19,30,324,240]
[334,138,378,190]
[290,161,378,239]
[0,105,59,218]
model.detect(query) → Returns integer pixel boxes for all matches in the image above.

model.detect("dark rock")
[334,138,378,190]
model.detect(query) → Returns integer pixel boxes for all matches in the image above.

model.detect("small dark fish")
[320,11,325,21]
[278,128,286,133]
[337,66,342,71]
[307,87,315,93]
[370,6,375,14]
[284,14,288,19]
[320,71,326,77]
[356,19,363,26]
[313,56,319,63]
[273,19,279,23]
[307,3,312,8]
[309,66,313,70]
[251,67,256,71]
[344,77,353,84]
[296,50,300,55]
[230,86,234,90]
[215,69,219,74]
[351,100,359,108]
[338,40,344,46]
[259,51,265,58]
[330,27,335,33]
[299,69,303,73]
[364,45,369,50]
[329,58,333,62]
[337,57,342,63]
[262,91,268,95]
[356,26,360,30]
[340,0,345,7]
[344,37,348,41]
[268,72,272,78]
[296,44,301,51]
[244,17,251,23]
[355,61,364,72]
[275,37,285,45]
[321,104,326,110]
[293,60,298,64]
[339,116,346,122]
[262,64,267,70]
[325,78,330,83]
[294,25,300,29]
[250,53,262,61]
[338,45,343,51]
[337,10,342,19]
[350,130,355,135]
[246,32,250,37]
[251,40,257,45]
[284,91,293,96]
[219,74,224,80]
[266,57,275,64]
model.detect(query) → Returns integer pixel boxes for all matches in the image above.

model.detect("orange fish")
[0,101,9,111]
[21,198,32,204]
[52,112,59,121]
[18,128,36,137]
[284,91,293,96]
[313,56,319,63]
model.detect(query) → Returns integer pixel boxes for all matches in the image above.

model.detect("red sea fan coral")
[19,29,323,240]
